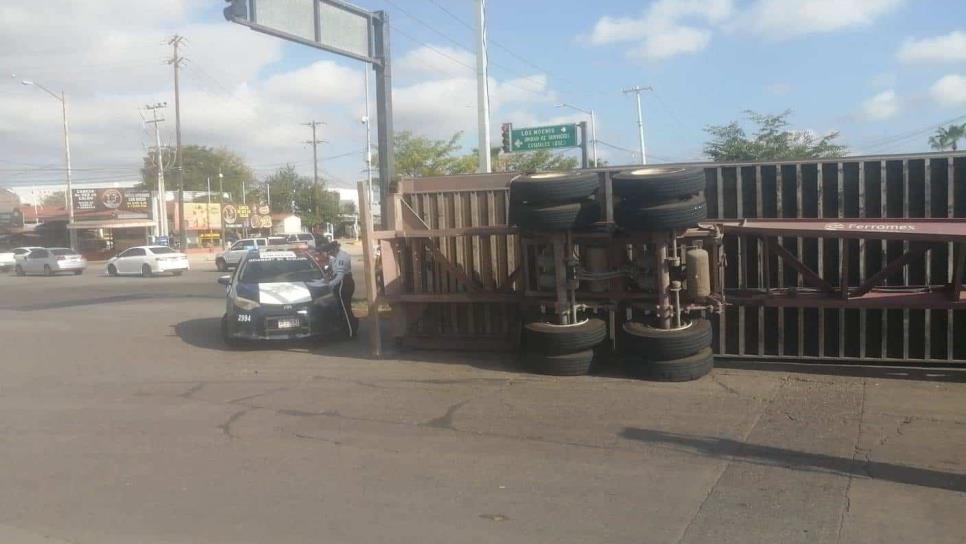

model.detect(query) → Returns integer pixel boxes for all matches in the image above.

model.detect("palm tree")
[929,124,966,151]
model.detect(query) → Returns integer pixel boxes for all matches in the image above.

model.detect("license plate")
[275,318,300,329]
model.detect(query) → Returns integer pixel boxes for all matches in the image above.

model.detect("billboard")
[72,188,150,214]
[184,203,222,230]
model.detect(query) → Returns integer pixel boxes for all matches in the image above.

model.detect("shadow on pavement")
[619,427,966,493]
[715,359,966,383]
[173,317,375,356]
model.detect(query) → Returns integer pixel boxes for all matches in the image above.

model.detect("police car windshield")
[238,257,323,283]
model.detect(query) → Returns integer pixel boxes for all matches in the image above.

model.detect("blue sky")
[2,0,965,202]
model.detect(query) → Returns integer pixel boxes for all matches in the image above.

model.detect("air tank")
[686,246,711,299]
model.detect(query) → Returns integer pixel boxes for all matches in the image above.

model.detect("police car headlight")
[234,296,260,310]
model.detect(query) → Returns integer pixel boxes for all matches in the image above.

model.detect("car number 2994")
[237,314,252,322]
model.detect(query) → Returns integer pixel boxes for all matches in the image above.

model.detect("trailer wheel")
[612,166,705,201]
[511,171,600,203]
[517,200,600,231]
[616,195,706,231]
[621,318,712,361]
[524,349,595,376]
[524,318,607,354]
[628,347,713,381]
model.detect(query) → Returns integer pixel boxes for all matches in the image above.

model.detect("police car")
[218,248,346,346]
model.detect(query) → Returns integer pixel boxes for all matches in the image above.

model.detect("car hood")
[237,280,332,305]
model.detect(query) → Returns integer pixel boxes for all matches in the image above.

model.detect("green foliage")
[928,124,966,151]
[140,145,255,201]
[704,110,847,161]
[394,131,477,178]
[41,191,66,208]
[263,165,340,228]
[495,149,579,172]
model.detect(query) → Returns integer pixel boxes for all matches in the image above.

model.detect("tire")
[44,264,53,276]
[524,349,594,376]
[172,270,183,276]
[621,318,713,361]
[73,270,83,276]
[524,318,607,355]
[517,200,601,231]
[216,258,227,272]
[221,316,243,349]
[616,195,706,231]
[628,347,714,382]
[141,264,153,277]
[15,265,24,276]
[107,264,118,277]
[613,166,706,201]
[511,171,599,203]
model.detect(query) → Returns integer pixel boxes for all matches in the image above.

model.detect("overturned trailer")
[359,153,966,375]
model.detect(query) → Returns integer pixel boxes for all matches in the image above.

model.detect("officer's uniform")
[328,247,357,337]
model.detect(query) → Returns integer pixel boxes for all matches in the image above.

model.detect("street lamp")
[21,78,76,248]
[556,103,598,167]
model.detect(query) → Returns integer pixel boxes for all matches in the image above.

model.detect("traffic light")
[501,123,512,153]
[224,0,248,21]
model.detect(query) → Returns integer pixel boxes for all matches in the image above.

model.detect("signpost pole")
[373,11,394,230]
[579,122,588,169]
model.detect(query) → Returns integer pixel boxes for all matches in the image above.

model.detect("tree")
[393,131,476,178]
[41,191,65,208]
[494,149,579,172]
[263,165,340,228]
[140,145,255,202]
[704,110,847,161]
[928,124,966,151]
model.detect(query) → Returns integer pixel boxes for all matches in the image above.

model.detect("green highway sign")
[511,124,578,151]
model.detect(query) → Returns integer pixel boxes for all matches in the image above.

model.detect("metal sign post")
[224,0,393,228]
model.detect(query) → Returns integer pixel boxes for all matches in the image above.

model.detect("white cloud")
[741,0,904,39]
[766,82,792,95]
[396,46,475,79]
[860,90,899,120]
[930,74,966,107]
[586,0,733,61]
[0,0,568,192]
[897,31,966,63]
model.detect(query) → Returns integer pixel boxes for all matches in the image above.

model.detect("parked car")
[0,249,15,272]
[15,247,87,276]
[218,248,347,346]
[106,246,190,277]
[11,246,45,266]
[285,232,316,249]
[215,238,270,271]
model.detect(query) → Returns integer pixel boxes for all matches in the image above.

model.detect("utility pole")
[206,175,212,237]
[19,79,75,248]
[475,0,491,173]
[168,35,187,248]
[144,103,168,238]
[302,120,326,185]
[218,169,226,248]
[622,85,652,165]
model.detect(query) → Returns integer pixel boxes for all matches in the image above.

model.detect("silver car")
[15,247,87,276]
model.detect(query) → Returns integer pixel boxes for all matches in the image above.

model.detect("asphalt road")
[0,261,963,543]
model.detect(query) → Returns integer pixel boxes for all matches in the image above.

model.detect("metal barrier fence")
[704,153,966,363]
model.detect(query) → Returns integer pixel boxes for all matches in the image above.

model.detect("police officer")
[322,241,357,338]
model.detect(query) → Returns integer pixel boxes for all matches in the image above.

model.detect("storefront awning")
[67,220,156,230]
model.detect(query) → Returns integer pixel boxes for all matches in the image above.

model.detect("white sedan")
[15,247,87,276]
[0,250,15,271]
[106,246,190,277]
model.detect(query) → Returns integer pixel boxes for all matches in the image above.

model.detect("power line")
[421,0,608,100]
